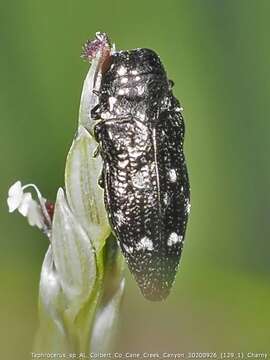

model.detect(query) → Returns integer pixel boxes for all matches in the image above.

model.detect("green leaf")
[91,235,125,352]
[91,278,125,352]
[39,245,65,333]
[34,45,125,353]
[78,56,101,134]
[51,188,96,311]
[34,246,68,352]
[65,126,111,252]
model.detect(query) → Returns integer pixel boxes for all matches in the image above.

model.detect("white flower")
[7,180,51,232]
[7,181,24,213]
[27,199,45,229]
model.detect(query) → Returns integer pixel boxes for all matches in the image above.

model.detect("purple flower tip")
[81,32,111,62]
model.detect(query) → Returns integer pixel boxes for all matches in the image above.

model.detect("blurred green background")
[1,0,270,358]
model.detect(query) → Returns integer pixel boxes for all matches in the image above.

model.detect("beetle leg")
[93,144,100,158]
[169,79,175,90]
[98,167,105,188]
[93,121,103,142]
[92,121,103,158]
[92,89,100,96]
[91,104,101,120]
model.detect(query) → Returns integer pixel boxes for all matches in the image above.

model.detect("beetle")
[83,34,190,301]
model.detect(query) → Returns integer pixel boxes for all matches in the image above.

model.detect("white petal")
[27,201,44,229]
[18,192,32,216]
[7,181,24,212]
[7,196,20,213]
[8,180,23,197]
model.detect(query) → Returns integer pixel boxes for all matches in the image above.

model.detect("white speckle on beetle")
[118,89,125,95]
[117,185,127,195]
[121,77,128,84]
[101,111,111,120]
[135,76,141,81]
[186,201,191,214]
[136,111,146,121]
[131,69,138,75]
[131,148,144,160]
[117,66,127,76]
[107,129,113,140]
[167,232,183,246]
[137,85,144,96]
[175,106,184,112]
[132,172,145,188]
[180,186,184,192]
[109,96,117,111]
[169,169,177,182]
[164,193,168,205]
[116,107,123,115]
[132,166,149,188]
[150,162,156,172]
[115,210,125,226]
[118,159,129,169]
[123,244,133,254]
[136,237,153,251]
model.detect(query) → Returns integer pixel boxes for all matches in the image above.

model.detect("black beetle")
[83,34,190,301]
